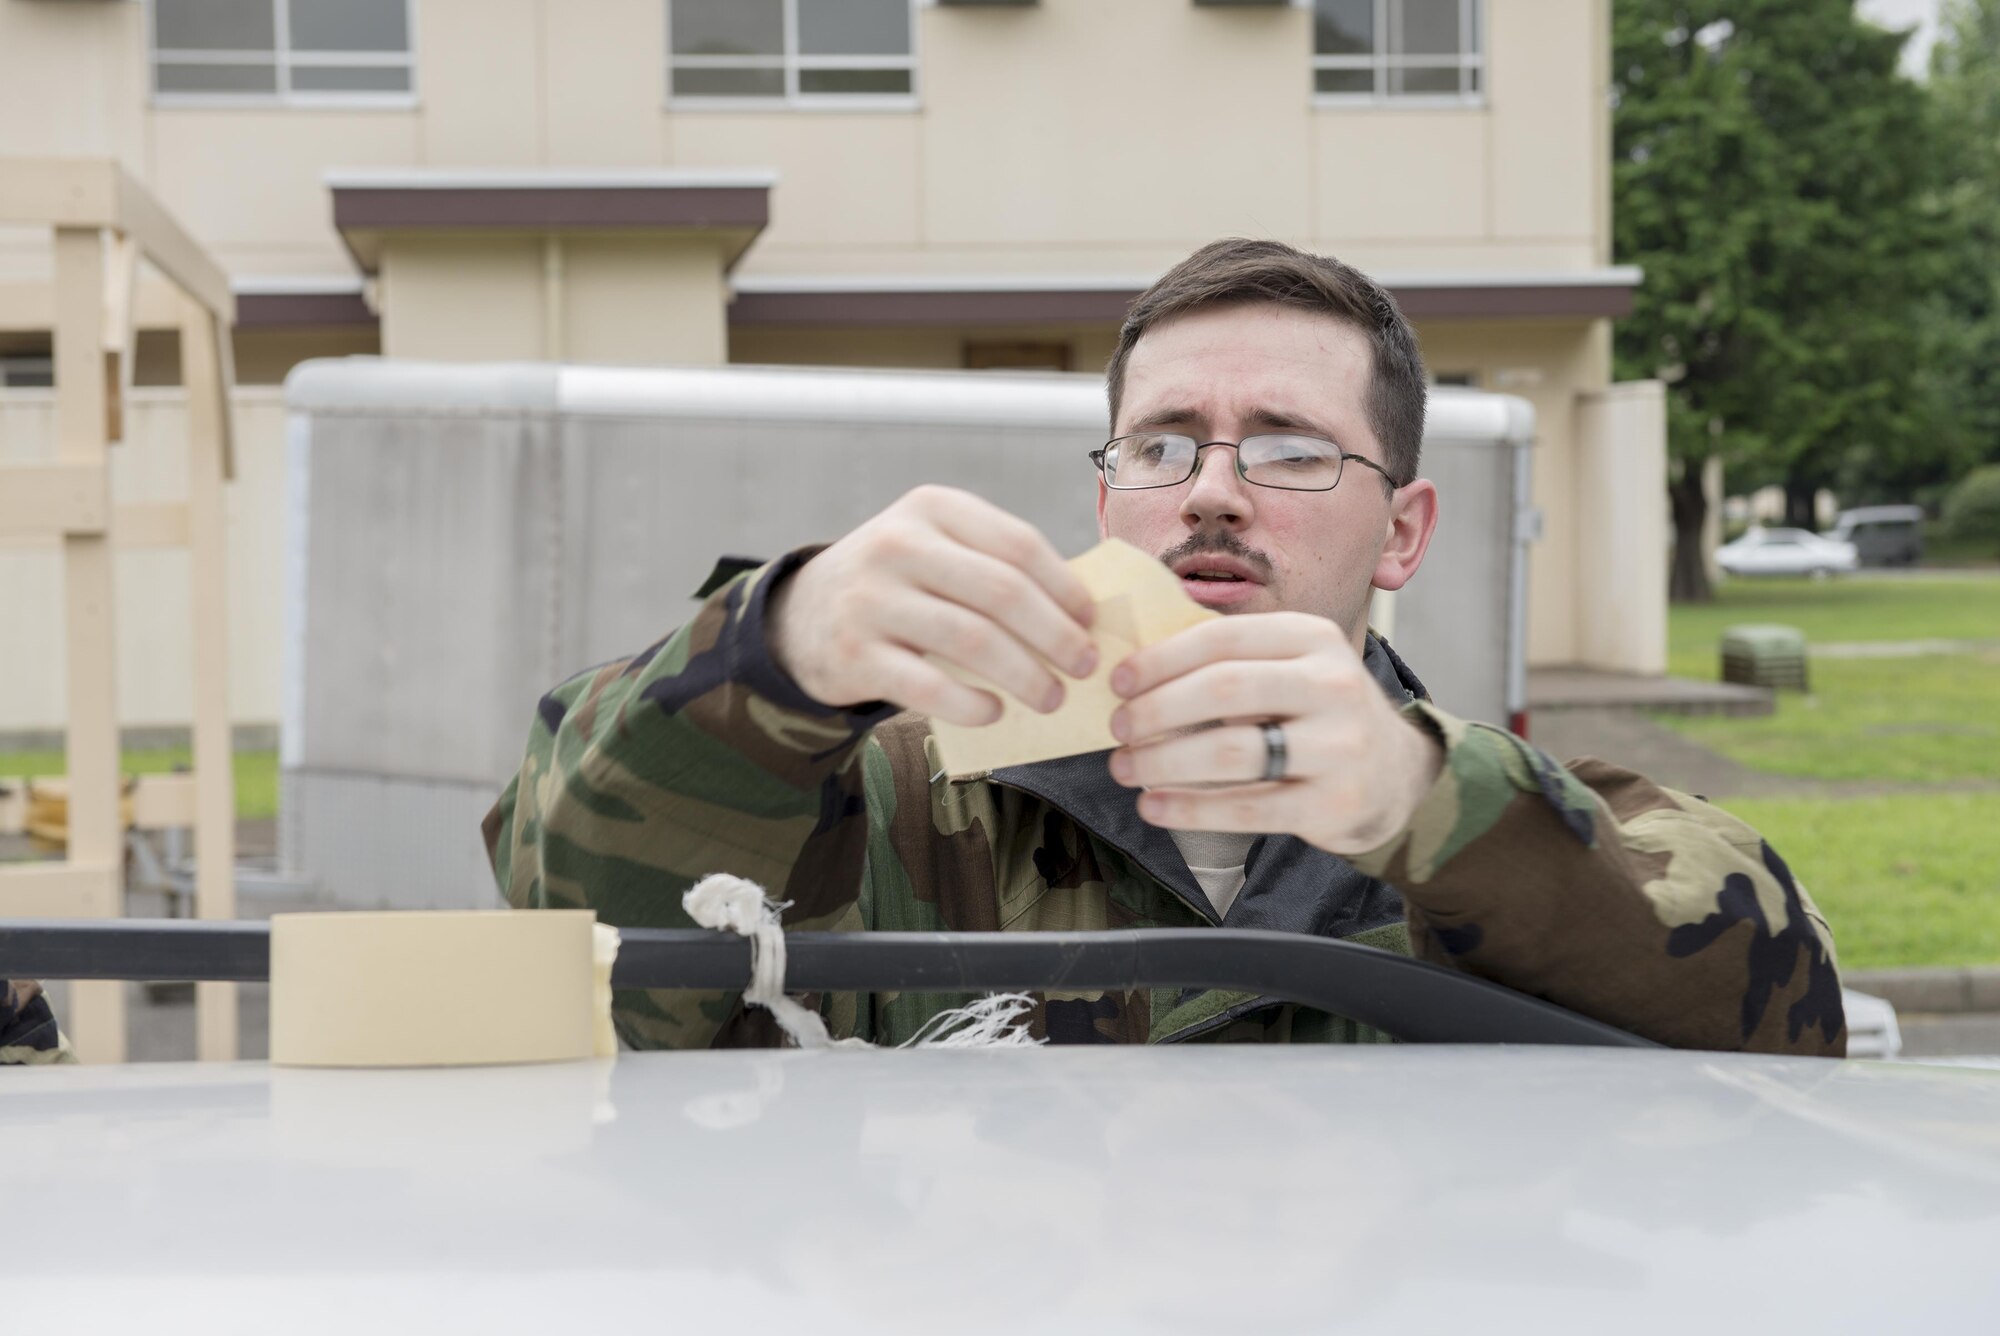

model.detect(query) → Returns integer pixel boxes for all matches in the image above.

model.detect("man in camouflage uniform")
[1,980,75,1065]
[485,238,1846,1054]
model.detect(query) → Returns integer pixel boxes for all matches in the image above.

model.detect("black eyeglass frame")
[1088,434,1402,493]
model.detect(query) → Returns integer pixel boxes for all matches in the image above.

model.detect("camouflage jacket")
[1,980,75,1065]
[485,550,1847,1054]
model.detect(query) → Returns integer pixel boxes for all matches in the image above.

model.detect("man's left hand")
[1106,613,1444,856]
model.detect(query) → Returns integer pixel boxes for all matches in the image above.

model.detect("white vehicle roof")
[9,1047,2000,1334]
[1836,505,1925,524]
[1733,526,1835,543]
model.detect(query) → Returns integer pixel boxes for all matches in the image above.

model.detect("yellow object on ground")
[18,776,137,848]
[928,538,1219,778]
[270,910,621,1067]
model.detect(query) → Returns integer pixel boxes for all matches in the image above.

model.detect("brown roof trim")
[1392,284,1634,319]
[331,186,769,233]
[235,290,377,329]
[732,288,1138,327]
[227,277,1629,337]
[730,280,1635,327]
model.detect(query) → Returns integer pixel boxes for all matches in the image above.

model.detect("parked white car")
[1717,526,1860,576]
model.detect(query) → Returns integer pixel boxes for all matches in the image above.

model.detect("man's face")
[1097,302,1436,645]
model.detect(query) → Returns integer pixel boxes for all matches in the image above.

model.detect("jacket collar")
[989,633,1425,931]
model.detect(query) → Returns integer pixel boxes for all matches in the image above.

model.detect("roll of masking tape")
[270,910,620,1067]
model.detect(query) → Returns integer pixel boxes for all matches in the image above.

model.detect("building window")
[1313,0,1483,102]
[150,0,414,103]
[0,356,54,389]
[668,0,916,106]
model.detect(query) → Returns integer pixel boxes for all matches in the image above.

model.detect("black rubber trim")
[0,920,273,983]
[0,920,1654,1048]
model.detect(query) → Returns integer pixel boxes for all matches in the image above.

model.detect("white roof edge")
[283,359,1534,448]
[731,267,1642,295]
[322,168,780,191]
[285,359,563,413]
[1426,386,1537,447]
[234,275,366,295]
[282,359,1100,427]
[560,363,1107,429]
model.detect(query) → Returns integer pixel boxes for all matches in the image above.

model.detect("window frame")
[666,0,921,113]
[147,0,421,110]
[1308,0,1486,110]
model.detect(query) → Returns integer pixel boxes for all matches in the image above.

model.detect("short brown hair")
[1105,238,1428,485]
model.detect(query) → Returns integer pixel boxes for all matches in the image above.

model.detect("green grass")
[1711,792,2000,971]
[1662,579,2000,969]
[0,749,277,820]
[1661,654,2000,783]
[1667,574,2000,680]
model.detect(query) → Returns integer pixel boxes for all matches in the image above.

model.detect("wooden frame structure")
[0,160,240,1062]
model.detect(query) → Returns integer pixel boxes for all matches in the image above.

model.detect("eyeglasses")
[1089,433,1400,493]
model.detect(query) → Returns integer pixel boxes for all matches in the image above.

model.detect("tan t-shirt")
[1167,828,1259,919]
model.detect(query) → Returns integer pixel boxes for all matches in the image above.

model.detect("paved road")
[1897,1013,2000,1060]
[1530,707,1795,799]
[1530,705,2000,801]
[1812,638,2000,658]
[1840,566,2000,580]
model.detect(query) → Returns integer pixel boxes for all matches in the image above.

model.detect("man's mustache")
[1157,531,1273,580]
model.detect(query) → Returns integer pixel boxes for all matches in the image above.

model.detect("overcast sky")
[1857,0,1944,77]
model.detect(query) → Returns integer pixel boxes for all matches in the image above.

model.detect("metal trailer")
[281,359,1536,910]
[1830,503,1926,567]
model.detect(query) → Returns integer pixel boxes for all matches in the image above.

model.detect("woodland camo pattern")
[485,550,1845,1054]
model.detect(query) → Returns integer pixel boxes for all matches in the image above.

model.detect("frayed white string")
[682,874,866,1050]
[682,873,1043,1050]
[898,992,1042,1048]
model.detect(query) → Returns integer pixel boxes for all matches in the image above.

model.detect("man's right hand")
[765,486,1099,726]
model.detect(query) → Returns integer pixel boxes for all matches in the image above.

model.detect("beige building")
[0,0,1663,734]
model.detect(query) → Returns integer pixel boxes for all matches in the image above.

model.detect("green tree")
[1613,1,1948,601]
[1929,0,2000,476]
[1944,463,2000,556]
